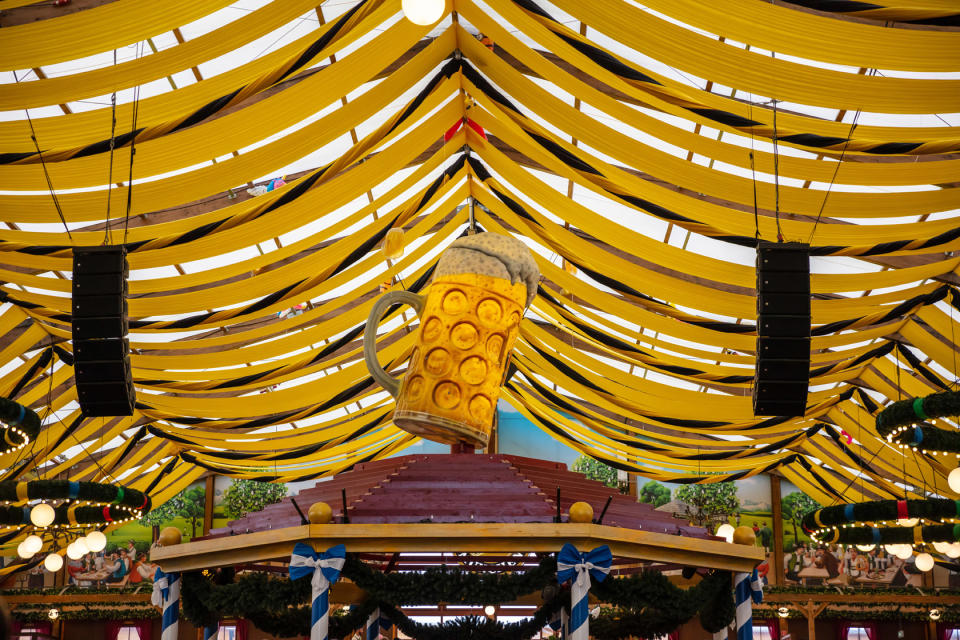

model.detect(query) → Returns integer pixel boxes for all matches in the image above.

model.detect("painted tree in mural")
[221,479,287,520]
[674,481,739,529]
[139,485,206,539]
[572,454,618,488]
[781,491,819,543]
[639,480,671,508]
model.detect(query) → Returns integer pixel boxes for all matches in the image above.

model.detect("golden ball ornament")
[568,501,594,523]
[308,501,333,524]
[732,526,756,546]
[158,527,182,546]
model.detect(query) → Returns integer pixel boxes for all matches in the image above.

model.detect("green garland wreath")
[876,391,960,454]
[802,497,960,545]
[12,607,159,623]
[0,397,40,455]
[0,480,151,528]
[181,554,736,640]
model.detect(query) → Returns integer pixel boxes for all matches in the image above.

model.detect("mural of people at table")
[777,480,946,589]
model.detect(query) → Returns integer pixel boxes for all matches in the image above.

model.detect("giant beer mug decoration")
[364,233,539,448]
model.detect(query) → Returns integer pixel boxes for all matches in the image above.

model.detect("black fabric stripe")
[73,128,143,160]
[0,150,34,164]
[529,342,606,393]
[689,108,763,129]
[809,341,893,376]
[783,0,882,10]
[867,142,922,155]
[48,414,85,452]
[511,0,661,86]
[917,226,960,250]
[822,423,881,475]
[276,0,367,83]
[210,366,282,390]
[896,342,950,391]
[388,59,466,136]
[907,15,960,26]
[528,131,602,175]
[8,348,52,399]
[144,457,179,494]
[856,388,881,414]
[0,1,369,167]
[460,61,522,114]
[778,133,849,148]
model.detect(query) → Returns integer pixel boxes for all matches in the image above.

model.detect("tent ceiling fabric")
[0,0,957,546]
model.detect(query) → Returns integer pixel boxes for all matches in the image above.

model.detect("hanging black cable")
[748,94,760,241]
[12,71,72,242]
[807,106,863,244]
[103,49,120,246]
[771,98,783,243]
[123,41,144,245]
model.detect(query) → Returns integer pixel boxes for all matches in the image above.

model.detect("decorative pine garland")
[876,391,960,455]
[11,607,159,623]
[802,497,960,545]
[0,397,40,455]
[181,554,735,640]
[0,480,150,528]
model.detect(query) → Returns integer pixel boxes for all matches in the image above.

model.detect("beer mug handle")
[363,290,424,398]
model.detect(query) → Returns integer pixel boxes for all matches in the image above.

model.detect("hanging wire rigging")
[12,72,72,242]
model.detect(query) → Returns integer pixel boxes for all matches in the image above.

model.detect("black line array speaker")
[72,246,135,417]
[753,241,811,417]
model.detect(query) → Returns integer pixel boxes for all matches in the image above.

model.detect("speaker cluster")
[72,246,135,417]
[753,241,811,417]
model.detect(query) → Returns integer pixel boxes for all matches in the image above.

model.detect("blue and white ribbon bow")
[151,568,180,640]
[289,542,346,640]
[734,568,763,640]
[556,543,612,640]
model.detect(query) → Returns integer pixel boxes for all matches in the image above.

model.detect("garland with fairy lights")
[0,397,40,456]
[0,480,150,528]
[877,391,960,456]
[802,497,959,545]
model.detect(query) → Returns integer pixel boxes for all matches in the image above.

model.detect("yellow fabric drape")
[0,0,329,110]
[639,0,960,72]
[0,0,238,70]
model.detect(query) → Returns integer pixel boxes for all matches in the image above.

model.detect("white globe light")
[48,608,58,620]
[896,545,914,560]
[933,541,952,554]
[883,544,898,555]
[947,543,960,559]
[949,467,960,493]
[484,605,496,617]
[17,541,34,559]
[43,552,63,572]
[715,523,735,543]
[66,542,83,560]
[915,552,934,572]
[856,544,875,552]
[85,530,107,552]
[30,503,55,527]
[401,0,445,25]
[24,534,43,554]
[73,537,89,555]
[897,517,919,527]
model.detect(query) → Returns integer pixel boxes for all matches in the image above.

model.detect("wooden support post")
[203,475,215,536]
[770,474,785,586]
[801,600,828,640]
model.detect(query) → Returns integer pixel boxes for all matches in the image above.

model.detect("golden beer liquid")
[394,273,526,447]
